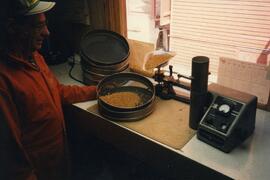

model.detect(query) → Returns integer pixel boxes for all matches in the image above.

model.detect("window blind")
[170,0,270,79]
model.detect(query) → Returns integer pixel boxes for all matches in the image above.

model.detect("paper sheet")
[87,98,196,150]
[217,57,270,104]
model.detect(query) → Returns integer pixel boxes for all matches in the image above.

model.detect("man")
[0,1,97,179]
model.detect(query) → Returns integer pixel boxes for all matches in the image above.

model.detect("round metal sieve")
[80,30,130,66]
[80,30,130,85]
[81,59,129,75]
[97,72,156,121]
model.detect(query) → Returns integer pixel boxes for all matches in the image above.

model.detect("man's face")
[22,13,50,51]
[29,13,50,51]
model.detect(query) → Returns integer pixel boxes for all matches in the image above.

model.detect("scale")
[153,56,257,153]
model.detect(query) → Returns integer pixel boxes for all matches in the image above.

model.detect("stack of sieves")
[80,30,130,84]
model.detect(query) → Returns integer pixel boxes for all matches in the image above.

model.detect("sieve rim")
[97,72,156,116]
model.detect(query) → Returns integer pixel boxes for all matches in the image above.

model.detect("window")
[126,0,270,107]
[169,0,270,79]
[126,0,158,43]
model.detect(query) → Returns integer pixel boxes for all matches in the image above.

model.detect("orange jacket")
[0,51,96,180]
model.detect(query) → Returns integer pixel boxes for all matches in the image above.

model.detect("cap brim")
[25,1,56,15]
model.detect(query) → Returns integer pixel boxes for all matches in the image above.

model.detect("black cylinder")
[189,56,209,130]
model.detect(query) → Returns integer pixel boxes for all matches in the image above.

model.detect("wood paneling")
[88,0,127,37]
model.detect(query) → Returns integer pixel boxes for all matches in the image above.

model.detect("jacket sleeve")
[57,83,97,105]
[0,89,37,180]
[37,52,97,105]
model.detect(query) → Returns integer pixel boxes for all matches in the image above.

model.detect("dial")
[218,104,231,115]
[217,104,231,116]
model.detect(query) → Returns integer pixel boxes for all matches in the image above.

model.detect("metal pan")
[98,99,156,121]
[81,59,129,75]
[97,72,156,121]
[82,65,130,84]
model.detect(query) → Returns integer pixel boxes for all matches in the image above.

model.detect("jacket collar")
[7,51,40,71]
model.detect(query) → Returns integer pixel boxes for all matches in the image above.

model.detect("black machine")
[197,87,257,153]
[153,56,257,153]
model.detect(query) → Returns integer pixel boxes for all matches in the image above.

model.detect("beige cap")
[18,0,55,15]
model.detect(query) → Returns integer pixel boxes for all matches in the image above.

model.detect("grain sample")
[144,52,175,70]
[100,92,142,108]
